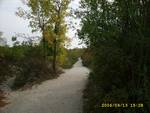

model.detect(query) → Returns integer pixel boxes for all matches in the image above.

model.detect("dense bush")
[79,0,150,113]
[0,46,15,83]
[12,46,58,89]
[0,45,59,89]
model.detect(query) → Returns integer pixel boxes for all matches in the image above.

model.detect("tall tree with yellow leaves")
[17,0,70,73]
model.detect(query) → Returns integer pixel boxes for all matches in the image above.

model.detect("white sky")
[0,0,85,49]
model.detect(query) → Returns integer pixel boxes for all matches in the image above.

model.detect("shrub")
[81,48,92,67]
[61,48,83,69]
[12,46,57,89]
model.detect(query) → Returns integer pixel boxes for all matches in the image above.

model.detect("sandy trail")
[0,59,89,113]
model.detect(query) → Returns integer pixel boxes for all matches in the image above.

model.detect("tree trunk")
[43,38,46,59]
[52,39,57,73]
[42,30,46,60]
[53,21,60,73]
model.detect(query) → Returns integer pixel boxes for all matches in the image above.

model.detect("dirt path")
[0,59,89,113]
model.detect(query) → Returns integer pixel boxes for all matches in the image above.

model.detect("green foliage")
[79,0,150,113]
[0,44,58,89]
[0,46,13,83]
[61,48,83,69]
[0,45,25,83]
[81,48,92,67]
[12,46,57,89]
[12,36,17,42]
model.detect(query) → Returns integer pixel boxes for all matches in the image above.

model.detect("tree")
[16,0,51,58]
[79,0,150,113]
[17,0,70,73]
[50,0,70,73]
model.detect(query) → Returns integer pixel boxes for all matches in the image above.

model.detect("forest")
[0,0,150,113]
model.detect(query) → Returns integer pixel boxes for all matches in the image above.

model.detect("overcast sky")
[0,0,84,48]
